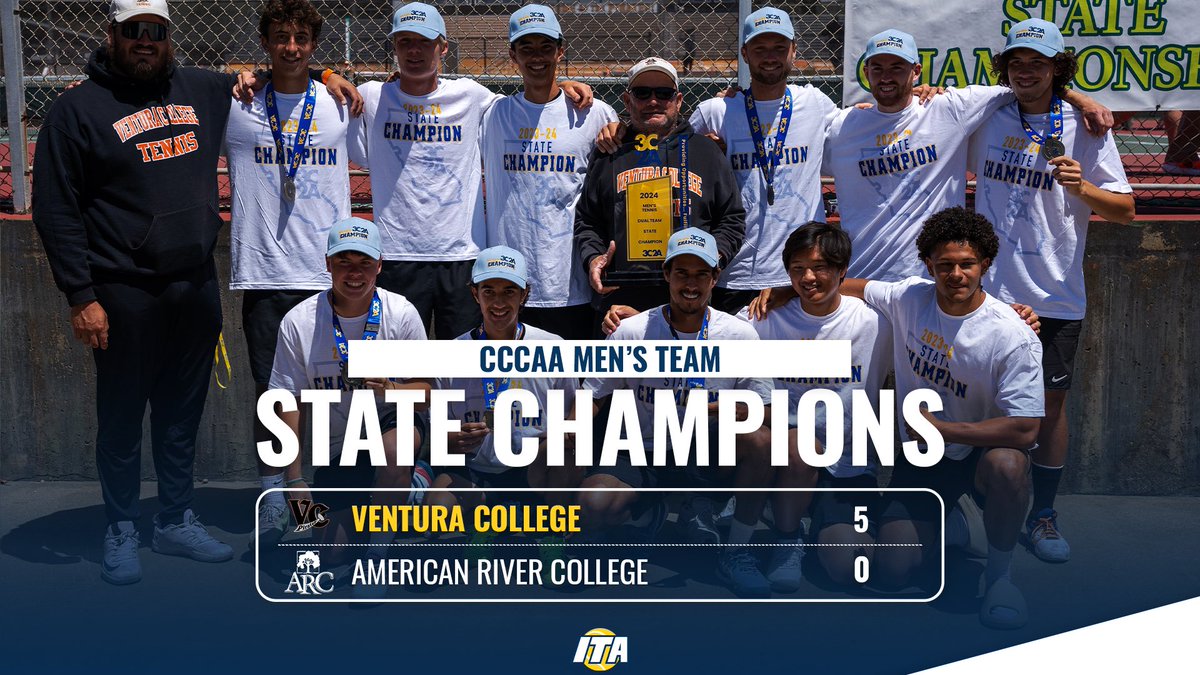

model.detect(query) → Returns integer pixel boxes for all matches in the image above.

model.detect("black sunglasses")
[117,21,168,42]
[629,86,678,101]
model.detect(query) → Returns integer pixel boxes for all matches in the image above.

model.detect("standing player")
[578,228,775,598]
[844,208,1043,629]
[575,58,745,321]
[224,0,365,544]
[737,222,892,590]
[428,246,579,509]
[268,218,430,552]
[690,8,838,313]
[822,29,1109,282]
[481,6,619,340]
[970,19,1134,563]
[354,3,592,339]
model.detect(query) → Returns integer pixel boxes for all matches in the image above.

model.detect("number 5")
[854,506,868,533]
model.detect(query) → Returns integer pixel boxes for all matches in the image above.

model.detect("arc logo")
[284,550,335,595]
[573,628,628,671]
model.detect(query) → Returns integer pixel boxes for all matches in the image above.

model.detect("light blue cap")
[665,228,719,268]
[742,7,794,45]
[326,217,382,260]
[864,29,918,64]
[1003,18,1064,57]
[389,2,445,39]
[509,4,562,43]
[472,246,528,288]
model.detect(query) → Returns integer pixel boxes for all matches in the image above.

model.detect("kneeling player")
[429,246,580,512]
[577,228,775,597]
[268,218,431,555]
[738,222,892,590]
[842,208,1043,628]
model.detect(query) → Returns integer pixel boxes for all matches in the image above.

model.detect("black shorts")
[881,447,985,525]
[520,304,594,341]
[241,289,316,385]
[377,260,479,339]
[809,471,881,534]
[1040,317,1082,390]
[710,287,760,316]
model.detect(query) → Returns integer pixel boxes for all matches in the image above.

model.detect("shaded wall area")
[1,219,1197,494]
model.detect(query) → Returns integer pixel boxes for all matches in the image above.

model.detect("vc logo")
[288,498,329,533]
[573,628,628,671]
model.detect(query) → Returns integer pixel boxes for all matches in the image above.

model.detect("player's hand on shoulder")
[561,80,594,109]
[602,305,638,335]
[1009,303,1041,335]
[1080,100,1114,137]
[704,132,727,153]
[233,70,260,103]
[913,84,945,105]
[326,72,364,117]
[747,286,794,320]
[596,121,626,154]
[70,300,109,350]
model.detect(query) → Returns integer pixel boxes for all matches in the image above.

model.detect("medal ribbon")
[1018,95,1063,153]
[743,87,792,204]
[475,323,524,411]
[665,306,708,389]
[331,290,382,382]
[265,79,318,188]
[678,135,692,230]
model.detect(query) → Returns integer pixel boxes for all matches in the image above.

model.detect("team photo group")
[32,0,1136,630]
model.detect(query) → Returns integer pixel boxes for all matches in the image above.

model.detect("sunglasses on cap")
[629,86,678,101]
[117,21,168,42]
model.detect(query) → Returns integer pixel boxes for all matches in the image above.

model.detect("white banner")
[348,339,851,379]
[843,0,1200,110]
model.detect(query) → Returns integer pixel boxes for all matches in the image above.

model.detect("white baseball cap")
[628,57,679,87]
[109,0,170,23]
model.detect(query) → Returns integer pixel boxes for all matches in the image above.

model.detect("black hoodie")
[574,117,745,284]
[32,48,236,305]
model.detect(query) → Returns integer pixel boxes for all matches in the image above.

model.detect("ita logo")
[573,628,628,671]
[284,550,335,595]
[287,498,329,533]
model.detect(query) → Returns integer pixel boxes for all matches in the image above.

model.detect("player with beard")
[689,8,839,314]
[575,58,745,327]
[577,228,775,598]
[31,0,357,586]
[969,19,1134,563]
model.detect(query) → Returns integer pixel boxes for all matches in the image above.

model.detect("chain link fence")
[2,0,1197,213]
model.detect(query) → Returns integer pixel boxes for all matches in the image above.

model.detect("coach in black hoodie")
[35,0,253,584]
[575,57,745,327]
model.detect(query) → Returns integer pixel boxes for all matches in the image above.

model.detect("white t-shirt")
[225,87,358,289]
[737,296,892,477]
[436,325,578,473]
[863,278,1044,461]
[823,86,1012,282]
[583,306,773,443]
[269,288,427,453]
[970,100,1132,320]
[691,85,839,290]
[356,78,503,261]
[481,92,618,307]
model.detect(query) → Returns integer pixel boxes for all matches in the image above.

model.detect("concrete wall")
[2,218,1198,494]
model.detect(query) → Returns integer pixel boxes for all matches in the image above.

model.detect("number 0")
[854,556,869,583]
[853,506,868,533]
